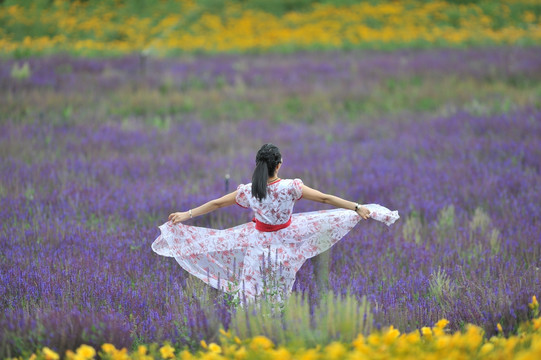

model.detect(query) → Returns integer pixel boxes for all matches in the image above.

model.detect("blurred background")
[1,0,540,56]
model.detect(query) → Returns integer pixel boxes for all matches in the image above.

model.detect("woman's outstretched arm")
[169,191,238,225]
[301,184,371,220]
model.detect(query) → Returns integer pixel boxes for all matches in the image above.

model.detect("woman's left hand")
[168,211,190,225]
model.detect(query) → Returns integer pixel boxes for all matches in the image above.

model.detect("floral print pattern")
[235,178,303,225]
[152,178,399,304]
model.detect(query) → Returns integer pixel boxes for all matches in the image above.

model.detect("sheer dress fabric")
[151,178,399,304]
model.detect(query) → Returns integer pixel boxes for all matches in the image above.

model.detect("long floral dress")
[151,178,399,305]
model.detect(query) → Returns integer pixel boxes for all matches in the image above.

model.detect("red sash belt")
[252,217,292,232]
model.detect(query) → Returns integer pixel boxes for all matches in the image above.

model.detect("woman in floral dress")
[152,143,399,305]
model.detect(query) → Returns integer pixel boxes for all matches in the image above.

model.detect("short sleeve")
[235,184,250,208]
[292,178,303,200]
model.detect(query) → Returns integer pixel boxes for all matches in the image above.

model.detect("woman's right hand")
[168,211,190,225]
[356,206,371,220]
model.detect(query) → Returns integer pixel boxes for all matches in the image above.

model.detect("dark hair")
[251,143,282,201]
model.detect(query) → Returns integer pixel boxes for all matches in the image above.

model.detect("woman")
[152,144,399,305]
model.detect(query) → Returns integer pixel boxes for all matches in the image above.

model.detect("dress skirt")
[151,204,399,304]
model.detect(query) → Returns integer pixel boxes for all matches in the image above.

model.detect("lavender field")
[1,47,541,357]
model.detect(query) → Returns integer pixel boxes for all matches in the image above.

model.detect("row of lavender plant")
[3,47,541,125]
[4,47,541,92]
[1,48,541,357]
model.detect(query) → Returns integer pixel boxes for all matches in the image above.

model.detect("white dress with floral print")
[151,178,399,304]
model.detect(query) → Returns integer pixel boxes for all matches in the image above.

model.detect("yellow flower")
[298,348,320,360]
[435,335,450,349]
[270,347,291,360]
[233,346,247,360]
[324,342,346,360]
[504,337,519,353]
[28,354,36,360]
[42,347,60,360]
[76,345,96,359]
[532,317,541,331]
[463,325,483,350]
[112,348,128,360]
[179,349,194,360]
[229,344,240,353]
[208,343,222,353]
[234,337,242,345]
[497,323,503,333]
[367,333,380,346]
[159,344,175,359]
[529,295,539,310]
[383,325,400,344]
[433,327,445,337]
[65,349,76,360]
[524,11,536,23]
[404,331,420,344]
[421,327,433,340]
[352,333,367,351]
[346,349,368,360]
[219,328,231,338]
[249,335,274,350]
[200,353,222,360]
[101,344,116,354]
[138,345,148,356]
[435,319,450,329]
[479,343,494,355]
[200,340,208,349]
